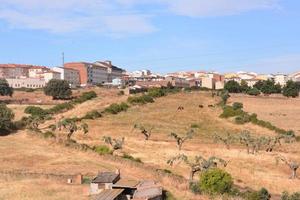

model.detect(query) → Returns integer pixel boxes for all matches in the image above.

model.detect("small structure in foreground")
[90,170,163,200]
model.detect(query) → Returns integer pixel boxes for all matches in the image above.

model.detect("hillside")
[1,90,300,199]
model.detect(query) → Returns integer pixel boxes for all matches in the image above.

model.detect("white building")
[52,67,80,87]
[43,70,61,83]
[6,78,46,88]
[274,74,289,86]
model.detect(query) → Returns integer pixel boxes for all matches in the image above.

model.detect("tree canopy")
[282,80,299,98]
[0,104,15,134]
[44,79,72,100]
[0,78,13,97]
[224,80,241,93]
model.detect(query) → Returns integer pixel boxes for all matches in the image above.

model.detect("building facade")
[6,78,46,88]
[52,67,80,87]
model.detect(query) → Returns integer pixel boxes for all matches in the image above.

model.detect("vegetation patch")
[127,95,154,105]
[104,102,129,114]
[122,153,143,163]
[93,145,112,155]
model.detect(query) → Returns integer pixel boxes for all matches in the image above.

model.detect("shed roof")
[93,189,124,200]
[92,172,120,184]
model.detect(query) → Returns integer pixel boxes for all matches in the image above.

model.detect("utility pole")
[62,52,65,67]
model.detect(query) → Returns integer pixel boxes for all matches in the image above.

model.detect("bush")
[42,131,56,139]
[191,124,200,129]
[93,145,112,155]
[47,102,74,114]
[232,102,243,110]
[148,88,166,98]
[122,153,143,163]
[247,87,260,96]
[281,191,300,200]
[81,110,102,120]
[0,104,15,133]
[105,102,129,114]
[189,182,202,194]
[127,95,154,105]
[199,168,233,195]
[24,106,49,118]
[283,80,299,98]
[235,113,251,124]
[220,106,243,118]
[245,188,271,200]
[72,91,97,104]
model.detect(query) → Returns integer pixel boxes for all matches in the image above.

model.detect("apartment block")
[0,64,29,78]
[52,67,80,87]
[274,74,289,86]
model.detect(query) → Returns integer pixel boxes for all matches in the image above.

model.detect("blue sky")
[0,0,299,74]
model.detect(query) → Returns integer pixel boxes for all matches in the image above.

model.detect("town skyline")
[0,0,300,74]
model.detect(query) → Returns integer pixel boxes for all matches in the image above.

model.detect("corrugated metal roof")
[94,189,124,200]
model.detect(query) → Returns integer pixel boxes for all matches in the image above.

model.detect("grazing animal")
[177,106,184,111]
[199,105,204,108]
[208,105,214,108]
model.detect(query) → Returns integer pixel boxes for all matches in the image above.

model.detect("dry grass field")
[1,90,300,199]
[229,94,300,135]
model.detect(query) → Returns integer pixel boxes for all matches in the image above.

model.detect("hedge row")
[220,102,295,136]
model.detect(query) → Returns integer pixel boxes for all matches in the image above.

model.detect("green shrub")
[220,106,243,118]
[189,182,202,194]
[42,131,56,139]
[105,102,129,114]
[127,95,154,105]
[281,191,300,200]
[24,106,49,118]
[235,113,251,124]
[199,168,233,195]
[232,102,243,110]
[82,110,102,120]
[47,102,74,114]
[247,87,260,96]
[191,124,200,129]
[93,145,112,155]
[245,188,271,200]
[72,91,97,104]
[122,153,143,163]
[148,88,167,98]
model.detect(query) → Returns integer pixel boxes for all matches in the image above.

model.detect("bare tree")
[133,124,154,140]
[239,131,266,154]
[170,129,195,150]
[276,155,299,179]
[213,132,236,149]
[167,154,227,182]
[103,136,125,152]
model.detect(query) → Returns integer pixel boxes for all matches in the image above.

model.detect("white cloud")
[0,0,280,34]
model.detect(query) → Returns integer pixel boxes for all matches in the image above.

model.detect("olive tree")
[213,133,236,149]
[103,136,125,152]
[167,154,227,182]
[170,129,195,150]
[55,118,88,140]
[276,155,299,179]
[133,124,154,140]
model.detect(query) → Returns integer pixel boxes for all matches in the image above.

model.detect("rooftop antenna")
[62,52,65,67]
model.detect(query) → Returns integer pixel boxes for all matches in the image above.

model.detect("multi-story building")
[64,62,108,86]
[64,61,125,86]
[52,67,80,87]
[94,61,125,82]
[290,71,300,82]
[0,64,29,78]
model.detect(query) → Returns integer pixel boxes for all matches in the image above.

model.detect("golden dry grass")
[1,90,300,199]
[229,94,300,135]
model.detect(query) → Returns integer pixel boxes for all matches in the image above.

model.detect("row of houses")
[127,69,300,90]
[0,61,125,88]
